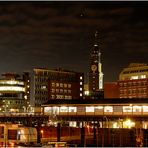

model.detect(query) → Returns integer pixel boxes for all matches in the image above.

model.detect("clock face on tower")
[91,64,97,73]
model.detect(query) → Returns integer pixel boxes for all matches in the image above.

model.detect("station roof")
[42,98,148,106]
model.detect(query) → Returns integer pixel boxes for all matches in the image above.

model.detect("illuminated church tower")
[89,31,103,95]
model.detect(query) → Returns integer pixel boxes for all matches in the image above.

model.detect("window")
[51,95,55,99]
[68,90,71,93]
[69,107,76,112]
[80,88,82,91]
[60,106,68,112]
[56,95,64,99]
[130,76,138,80]
[141,75,146,79]
[56,83,59,87]
[60,83,63,87]
[68,84,71,88]
[51,89,55,93]
[80,82,83,85]
[104,106,113,112]
[133,106,141,112]
[64,89,67,93]
[86,106,94,112]
[51,83,55,87]
[56,89,59,93]
[143,106,148,112]
[60,89,63,93]
[80,76,83,80]
[123,106,132,112]
[64,84,67,88]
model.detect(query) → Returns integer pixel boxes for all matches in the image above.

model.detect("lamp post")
[40,130,43,144]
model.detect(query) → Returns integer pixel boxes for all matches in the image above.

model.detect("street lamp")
[40,130,44,144]
[103,116,109,128]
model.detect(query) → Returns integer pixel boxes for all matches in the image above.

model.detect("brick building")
[31,68,84,106]
[104,63,148,98]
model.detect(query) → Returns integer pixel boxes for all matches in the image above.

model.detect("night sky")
[0,1,148,83]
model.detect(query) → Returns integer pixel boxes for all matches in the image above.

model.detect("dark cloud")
[0,2,147,82]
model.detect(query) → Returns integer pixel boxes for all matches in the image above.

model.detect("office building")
[0,72,30,112]
[118,63,148,98]
[31,68,84,106]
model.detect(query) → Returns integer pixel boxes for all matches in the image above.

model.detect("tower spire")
[89,30,104,94]
[94,30,99,47]
[96,31,103,90]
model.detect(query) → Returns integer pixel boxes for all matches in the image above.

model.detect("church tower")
[89,31,103,95]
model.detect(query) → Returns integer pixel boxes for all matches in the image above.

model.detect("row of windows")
[35,91,48,95]
[2,100,24,105]
[120,88,147,94]
[45,105,148,114]
[51,83,71,88]
[123,69,148,74]
[51,89,72,94]
[51,95,72,99]
[120,95,147,98]
[119,81,147,87]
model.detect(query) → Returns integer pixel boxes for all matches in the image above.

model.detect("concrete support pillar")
[57,122,61,142]
[93,126,97,146]
[36,126,41,144]
[81,122,85,146]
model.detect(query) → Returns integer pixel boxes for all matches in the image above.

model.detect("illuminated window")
[104,106,113,112]
[44,107,52,113]
[80,88,82,91]
[24,95,27,99]
[56,95,64,99]
[51,83,55,87]
[41,86,46,89]
[133,106,142,112]
[65,95,72,99]
[80,76,83,80]
[56,89,59,93]
[60,83,63,87]
[69,122,77,127]
[64,84,67,88]
[60,106,68,112]
[52,107,59,114]
[130,76,138,80]
[80,82,83,85]
[68,84,71,88]
[141,75,146,79]
[86,106,94,112]
[84,91,89,96]
[60,89,63,93]
[68,90,71,93]
[69,107,77,112]
[64,89,67,93]
[51,95,55,99]
[0,80,24,85]
[95,106,103,109]
[51,89,55,93]
[0,86,25,92]
[123,106,132,112]
[56,83,59,87]
[80,93,82,97]
[143,106,148,112]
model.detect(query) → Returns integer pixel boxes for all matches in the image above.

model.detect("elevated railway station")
[43,98,148,129]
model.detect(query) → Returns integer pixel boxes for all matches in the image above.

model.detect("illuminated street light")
[124,119,135,129]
